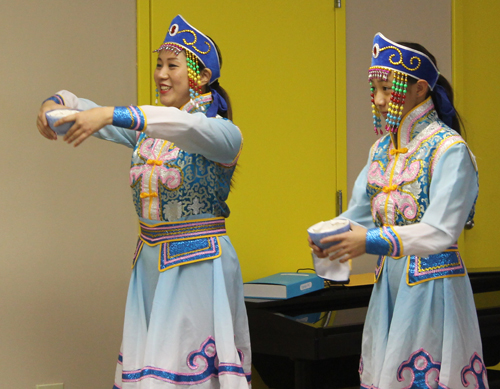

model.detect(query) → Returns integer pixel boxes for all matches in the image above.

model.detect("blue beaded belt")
[374,244,465,285]
[132,218,226,271]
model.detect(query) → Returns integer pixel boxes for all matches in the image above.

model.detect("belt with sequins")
[139,217,227,246]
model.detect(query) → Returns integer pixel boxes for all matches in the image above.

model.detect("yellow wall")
[139,1,346,282]
[454,0,500,371]
[453,0,500,269]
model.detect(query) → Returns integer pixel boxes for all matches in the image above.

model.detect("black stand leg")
[294,359,312,389]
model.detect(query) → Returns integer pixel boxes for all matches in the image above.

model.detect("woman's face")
[371,72,420,122]
[154,50,190,109]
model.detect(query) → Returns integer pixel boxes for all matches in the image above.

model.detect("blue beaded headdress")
[154,15,221,112]
[369,33,440,134]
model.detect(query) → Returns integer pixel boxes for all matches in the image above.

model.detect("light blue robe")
[341,98,487,389]
[56,90,251,389]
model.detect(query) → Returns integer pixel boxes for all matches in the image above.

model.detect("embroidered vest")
[129,97,239,271]
[130,132,236,222]
[366,98,476,285]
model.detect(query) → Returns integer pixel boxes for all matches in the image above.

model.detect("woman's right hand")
[308,237,330,258]
[36,100,66,140]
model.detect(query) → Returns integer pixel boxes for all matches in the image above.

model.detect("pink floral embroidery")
[130,139,182,220]
[368,159,421,225]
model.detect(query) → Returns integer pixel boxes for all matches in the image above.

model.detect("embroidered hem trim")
[461,352,488,387]
[118,337,251,385]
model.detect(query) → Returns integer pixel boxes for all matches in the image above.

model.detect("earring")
[185,50,204,112]
[368,67,390,135]
[386,71,407,133]
[155,87,159,105]
[370,82,382,135]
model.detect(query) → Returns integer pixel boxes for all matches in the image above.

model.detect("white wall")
[0,1,137,388]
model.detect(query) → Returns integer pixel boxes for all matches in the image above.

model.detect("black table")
[245,270,500,389]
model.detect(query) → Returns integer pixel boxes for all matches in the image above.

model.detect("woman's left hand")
[59,107,114,146]
[320,224,367,263]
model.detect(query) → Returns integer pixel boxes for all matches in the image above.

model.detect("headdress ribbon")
[433,84,456,128]
[205,87,228,118]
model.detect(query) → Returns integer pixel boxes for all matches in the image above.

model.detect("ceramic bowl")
[45,109,80,135]
[307,219,350,250]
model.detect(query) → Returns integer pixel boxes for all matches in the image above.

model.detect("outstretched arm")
[37,91,138,148]
[138,106,242,165]
[58,103,242,165]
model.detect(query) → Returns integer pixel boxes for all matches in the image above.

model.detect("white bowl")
[307,219,350,250]
[46,109,80,135]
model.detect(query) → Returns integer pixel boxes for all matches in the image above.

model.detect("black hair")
[197,38,238,187]
[198,38,233,121]
[398,41,464,136]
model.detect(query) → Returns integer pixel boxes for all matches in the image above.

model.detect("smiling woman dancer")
[37,15,251,389]
[309,33,488,388]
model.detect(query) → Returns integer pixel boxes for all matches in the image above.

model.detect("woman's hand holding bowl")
[60,107,114,147]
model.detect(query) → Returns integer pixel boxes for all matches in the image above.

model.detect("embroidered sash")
[374,244,466,285]
[132,218,226,271]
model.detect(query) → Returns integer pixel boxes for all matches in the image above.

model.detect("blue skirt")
[360,256,488,389]
[113,233,251,388]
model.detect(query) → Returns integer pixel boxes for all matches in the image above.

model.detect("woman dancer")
[37,15,251,389]
[310,33,487,388]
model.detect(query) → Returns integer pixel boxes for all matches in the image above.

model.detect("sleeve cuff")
[43,94,65,106]
[366,226,403,257]
[113,106,147,131]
